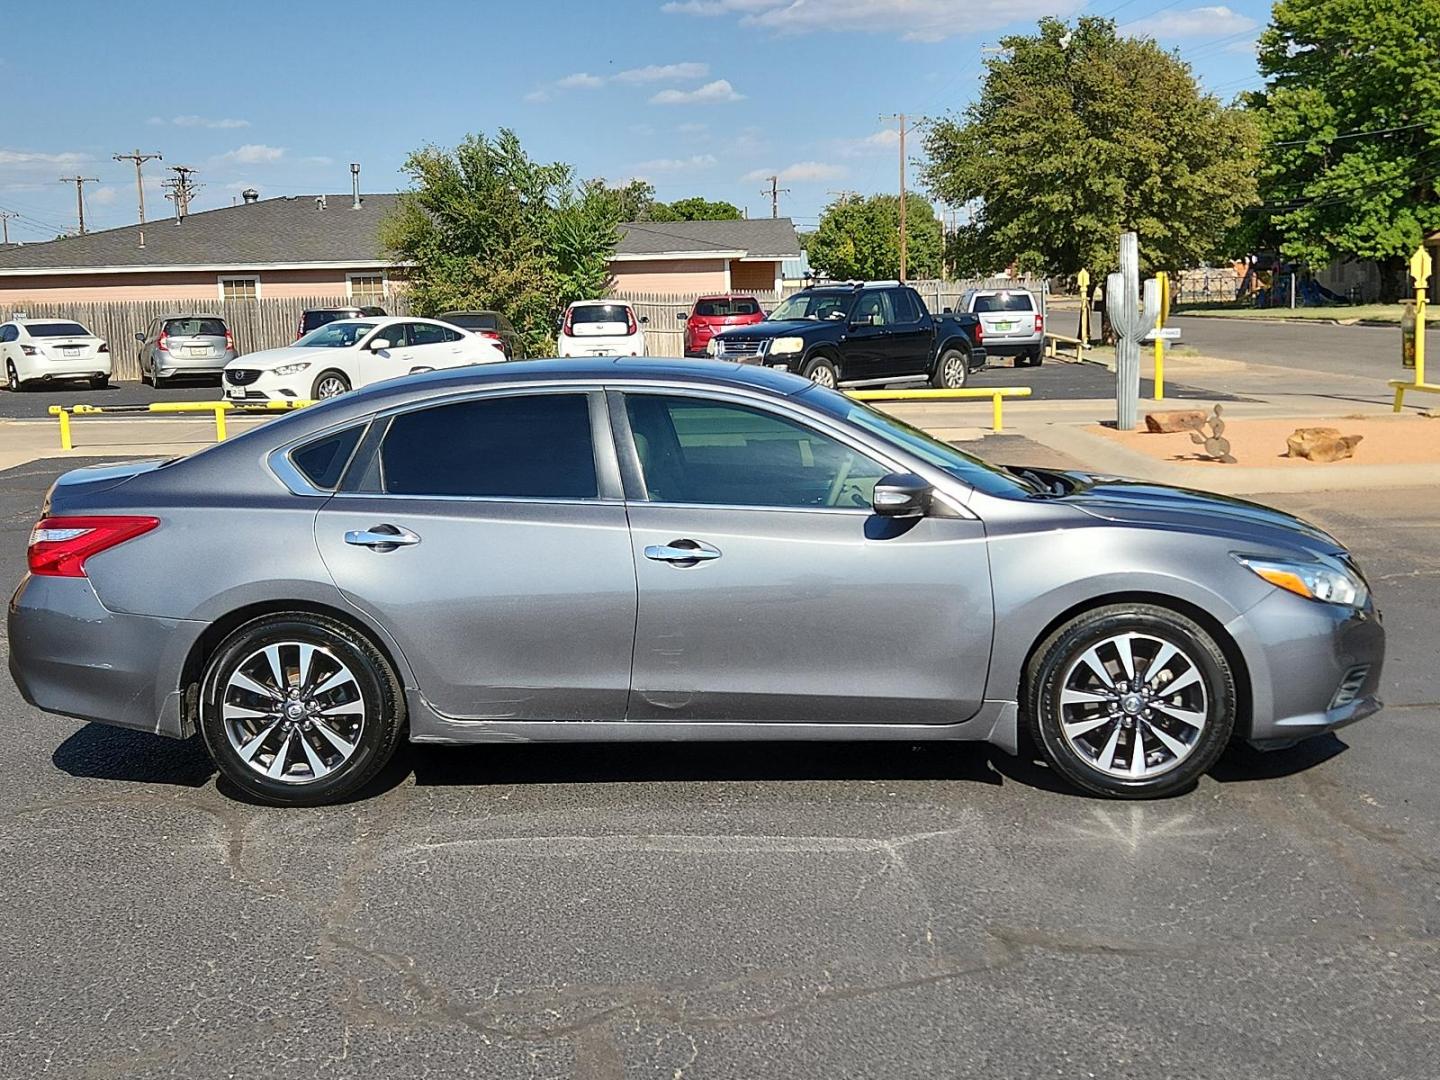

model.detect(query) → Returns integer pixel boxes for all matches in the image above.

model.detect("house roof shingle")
[616,218,800,259]
[0,194,402,272]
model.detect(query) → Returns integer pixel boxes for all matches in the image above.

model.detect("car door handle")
[344,525,421,550]
[644,540,722,564]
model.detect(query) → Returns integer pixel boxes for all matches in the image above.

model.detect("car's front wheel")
[1025,603,1235,798]
[198,613,406,806]
[311,370,351,399]
[803,355,840,389]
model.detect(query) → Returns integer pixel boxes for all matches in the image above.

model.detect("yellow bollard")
[56,408,73,451]
[992,393,1003,432]
[213,405,228,441]
[1153,270,1169,402]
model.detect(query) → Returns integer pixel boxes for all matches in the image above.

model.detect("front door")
[357,322,417,387]
[617,390,994,725]
[315,390,636,720]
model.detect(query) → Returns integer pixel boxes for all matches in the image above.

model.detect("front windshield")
[799,385,1035,497]
[768,291,852,322]
[296,320,378,348]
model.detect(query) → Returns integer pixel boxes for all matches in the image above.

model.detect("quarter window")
[625,395,887,509]
[378,394,598,499]
[410,321,452,346]
[291,426,365,490]
[890,288,920,323]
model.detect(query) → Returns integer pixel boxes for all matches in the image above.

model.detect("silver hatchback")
[9,360,1384,805]
[135,314,237,385]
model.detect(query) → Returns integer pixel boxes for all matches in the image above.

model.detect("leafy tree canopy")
[651,196,744,222]
[1247,0,1440,293]
[379,130,619,354]
[922,16,1260,276]
[807,193,944,280]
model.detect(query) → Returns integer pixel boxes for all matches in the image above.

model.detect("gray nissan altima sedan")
[9,359,1383,805]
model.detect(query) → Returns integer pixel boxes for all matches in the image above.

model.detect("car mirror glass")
[134,332,146,342]
[871,472,931,518]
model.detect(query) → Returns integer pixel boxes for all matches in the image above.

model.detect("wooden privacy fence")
[4,294,411,381]
[614,277,1045,357]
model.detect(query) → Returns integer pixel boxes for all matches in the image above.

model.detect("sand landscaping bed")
[1091,413,1440,467]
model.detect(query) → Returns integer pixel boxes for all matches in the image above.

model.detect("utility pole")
[881,113,909,281]
[761,175,790,219]
[57,176,101,235]
[162,164,200,218]
[0,210,16,245]
[113,149,162,224]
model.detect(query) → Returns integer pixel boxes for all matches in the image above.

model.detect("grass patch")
[1173,303,1407,324]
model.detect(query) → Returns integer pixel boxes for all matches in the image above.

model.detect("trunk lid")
[42,459,170,516]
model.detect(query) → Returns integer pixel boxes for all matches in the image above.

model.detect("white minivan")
[557,301,647,358]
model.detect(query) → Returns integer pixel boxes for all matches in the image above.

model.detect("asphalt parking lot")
[0,456,1435,1079]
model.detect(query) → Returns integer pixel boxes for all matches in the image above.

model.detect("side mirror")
[639,315,649,325]
[942,306,953,314]
[134,332,145,342]
[871,472,931,518]
[369,338,392,351]
[676,312,687,322]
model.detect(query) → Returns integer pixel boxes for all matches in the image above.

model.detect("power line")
[113,149,162,224]
[162,164,201,218]
[1266,121,1431,149]
[0,211,16,245]
[760,175,790,218]
[881,113,910,281]
[56,176,100,235]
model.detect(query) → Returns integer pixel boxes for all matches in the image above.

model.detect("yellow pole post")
[992,393,1003,432]
[1411,245,1430,388]
[213,404,228,441]
[1076,268,1090,365]
[1153,270,1169,401]
[53,407,73,451]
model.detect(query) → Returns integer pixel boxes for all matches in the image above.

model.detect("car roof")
[439,310,498,317]
[567,299,633,308]
[13,316,91,324]
[695,294,758,301]
[158,312,226,321]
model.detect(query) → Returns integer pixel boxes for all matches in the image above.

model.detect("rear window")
[302,310,359,332]
[26,322,90,338]
[972,292,1034,313]
[164,318,227,337]
[569,304,631,325]
[694,298,760,317]
[291,426,365,490]
[445,313,497,330]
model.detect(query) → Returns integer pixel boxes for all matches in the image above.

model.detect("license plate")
[188,346,210,356]
[63,347,81,357]
[227,386,246,399]
[994,321,1015,331]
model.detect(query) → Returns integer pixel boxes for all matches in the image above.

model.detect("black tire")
[311,370,351,399]
[198,613,406,806]
[91,375,110,389]
[1023,347,1044,367]
[931,347,970,388]
[139,358,151,386]
[6,361,21,392]
[1025,603,1235,799]
[802,354,840,389]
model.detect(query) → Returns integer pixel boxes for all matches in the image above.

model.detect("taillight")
[1034,313,1044,334]
[974,323,984,343]
[626,308,638,335]
[297,320,305,340]
[98,343,109,354]
[562,308,575,336]
[20,345,36,356]
[479,330,503,341]
[28,516,159,578]
[157,332,169,353]
[225,329,235,351]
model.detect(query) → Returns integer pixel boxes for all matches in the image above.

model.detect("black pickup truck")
[707,282,986,389]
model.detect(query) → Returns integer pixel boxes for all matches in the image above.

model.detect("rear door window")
[889,289,920,323]
[377,394,598,499]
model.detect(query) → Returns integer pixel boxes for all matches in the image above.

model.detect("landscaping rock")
[1286,426,1364,462]
[1145,410,1207,433]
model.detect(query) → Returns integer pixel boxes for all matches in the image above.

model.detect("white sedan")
[0,318,112,391]
[223,316,507,401]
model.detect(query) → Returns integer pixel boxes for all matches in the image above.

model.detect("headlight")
[1235,554,1367,608]
[706,338,719,356]
[271,362,311,376]
[769,337,805,355]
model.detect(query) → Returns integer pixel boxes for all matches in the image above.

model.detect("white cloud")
[837,128,901,156]
[650,79,744,105]
[89,186,119,205]
[613,62,710,84]
[1127,5,1257,38]
[221,144,285,164]
[742,161,847,183]
[171,114,251,129]
[524,89,551,103]
[663,0,1082,42]
[630,154,718,174]
[0,149,91,168]
[557,72,606,89]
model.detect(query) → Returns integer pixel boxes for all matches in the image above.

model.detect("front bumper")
[1227,589,1386,749]
[9,574,202,738]
[223,369,307,401]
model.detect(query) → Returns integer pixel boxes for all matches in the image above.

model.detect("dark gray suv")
[9,360,1384,805]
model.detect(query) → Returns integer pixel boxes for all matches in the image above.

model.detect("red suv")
[679,295,765,357]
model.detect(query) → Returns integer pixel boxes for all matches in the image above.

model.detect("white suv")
[557,301,646,358]
[0,318,112,391]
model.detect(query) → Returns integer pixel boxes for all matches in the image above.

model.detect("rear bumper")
[1227,590,1386,749]
[9,574,201,738]
[22,359,112,380]
[157,352,233,375]
[982,340,1042,357]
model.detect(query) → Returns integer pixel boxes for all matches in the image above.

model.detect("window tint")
[852,291,893,327]
[298,321,376,348]
[291,426,365,490]
[625,395,888,510]
[376,323,410,348]
[380,395,597,499]
[972,292,1034,313]
[164,318,227,337]
[446,313,497,331]
[569,304,631,325]
[301,309,359,333]
[0,325,14,343]
[890,289,919,323]
[26,322,91,338]
[694,298,761,317]
[410,321,450,346]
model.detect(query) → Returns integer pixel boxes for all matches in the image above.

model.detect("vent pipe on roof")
[350,163,361,210]
[138,230,145,249]
[242,188,259,204]
[316,195,327,210]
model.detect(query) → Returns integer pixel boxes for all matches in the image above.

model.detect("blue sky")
[1,0,1271,243]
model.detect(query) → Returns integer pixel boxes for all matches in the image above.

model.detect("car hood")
[1029,469,1344,556]
[715,319,832,340]
[228,345,334,369]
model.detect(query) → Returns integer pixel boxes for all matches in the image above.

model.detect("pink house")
[611,218,800,296]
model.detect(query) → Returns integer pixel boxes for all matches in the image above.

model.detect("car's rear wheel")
[803,355,840,389]
[311,370,350,399]
[931,347,970,388]
[6,362,22,392]
[140,359,152,386]
[91,375,109,389]
[1025,603,1235,798]
[198,613,406,806]
[1020,347,1044,367]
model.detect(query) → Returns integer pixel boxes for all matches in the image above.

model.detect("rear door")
[315,390,636,720]
[884,288,933,377]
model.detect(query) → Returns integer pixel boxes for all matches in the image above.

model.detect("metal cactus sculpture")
[1106,232,1162,431]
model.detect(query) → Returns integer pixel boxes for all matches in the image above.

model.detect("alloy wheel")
[1056,631,1208,780]
[941,354,967,387]
[315,376,348,398]
[6,364,16,392]
[809,364,837,389]
[221,642,366,784]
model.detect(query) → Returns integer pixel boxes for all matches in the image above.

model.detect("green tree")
[651,197,744,221]
[1248,0,1440,299]
[807,193,943,280]
[379,130,621,354]
[922,16,1260,276]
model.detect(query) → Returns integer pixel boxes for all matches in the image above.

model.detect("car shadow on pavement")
[1209,734,1348,782]
[52,724,215,788]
